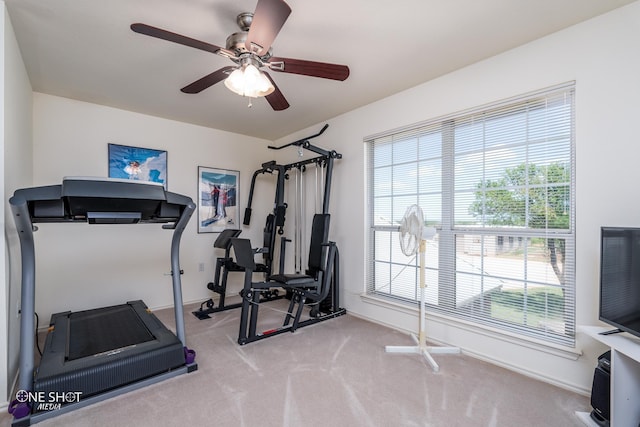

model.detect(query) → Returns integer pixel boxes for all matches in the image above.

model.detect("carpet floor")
[2,297,591,426]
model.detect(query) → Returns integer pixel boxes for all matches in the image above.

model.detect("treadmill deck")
[34,300,186,401]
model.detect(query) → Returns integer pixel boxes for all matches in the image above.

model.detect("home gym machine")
[192,124,339,321]
[232,124,347,344]
[8,177,197,426]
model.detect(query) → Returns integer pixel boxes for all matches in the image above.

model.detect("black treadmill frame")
[8,177,197,426]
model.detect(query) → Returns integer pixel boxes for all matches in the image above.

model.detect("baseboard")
[460,345,590,396]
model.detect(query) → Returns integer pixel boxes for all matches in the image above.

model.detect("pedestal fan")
[385,204,460,372]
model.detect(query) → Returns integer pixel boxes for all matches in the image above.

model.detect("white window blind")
[366,84,576,346]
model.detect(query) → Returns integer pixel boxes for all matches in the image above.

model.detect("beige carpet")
[2,297,591,426]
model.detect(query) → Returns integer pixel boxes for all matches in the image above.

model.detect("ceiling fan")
[131,0,350,110]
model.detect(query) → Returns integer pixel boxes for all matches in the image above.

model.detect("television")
[599,227,640,338]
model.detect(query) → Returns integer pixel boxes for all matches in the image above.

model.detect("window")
[366,84,575,346]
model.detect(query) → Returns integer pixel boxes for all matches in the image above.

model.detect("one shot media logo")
[15,390,82,411]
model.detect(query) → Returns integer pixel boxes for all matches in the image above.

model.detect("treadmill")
[8,177,197,426]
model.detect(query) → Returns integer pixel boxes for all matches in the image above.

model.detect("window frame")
[365,83,576,346]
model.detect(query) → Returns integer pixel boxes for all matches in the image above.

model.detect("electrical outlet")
[198,262,205,272]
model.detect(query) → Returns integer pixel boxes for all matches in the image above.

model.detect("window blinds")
[366,83,576,346]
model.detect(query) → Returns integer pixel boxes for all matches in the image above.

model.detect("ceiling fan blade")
[263,72,289,111]
[245,0,291,56]
[268,57,350,81]
[131,23,233,57]
[181,66,236,94]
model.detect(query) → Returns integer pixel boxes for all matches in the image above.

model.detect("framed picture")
[108,143,168,189]
[198,166,240,233]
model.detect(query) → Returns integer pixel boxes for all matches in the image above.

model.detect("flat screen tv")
[600,227,640,338]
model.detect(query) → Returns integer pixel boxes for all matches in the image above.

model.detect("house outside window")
[366,83,576,346]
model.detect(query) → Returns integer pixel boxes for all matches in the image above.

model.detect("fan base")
[385,333,460,372]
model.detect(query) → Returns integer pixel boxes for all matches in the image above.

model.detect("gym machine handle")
[243,207,252,226]
[267,124,331,154]
[244,163,286,227]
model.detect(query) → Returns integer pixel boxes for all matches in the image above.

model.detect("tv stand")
[577,326,640,427]
[600,328,623,336]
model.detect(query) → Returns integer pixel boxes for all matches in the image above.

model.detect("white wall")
[275,1,640,394]
[2,2,33,406]
[30,93,274,326]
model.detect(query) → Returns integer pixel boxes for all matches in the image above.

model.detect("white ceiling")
[5,0,635,140]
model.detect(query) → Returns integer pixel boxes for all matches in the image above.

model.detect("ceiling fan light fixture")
[224,63,275,98]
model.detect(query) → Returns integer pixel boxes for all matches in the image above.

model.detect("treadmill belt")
[68,304,155,360]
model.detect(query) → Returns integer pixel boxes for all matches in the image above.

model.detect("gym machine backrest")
[271,214,330,284]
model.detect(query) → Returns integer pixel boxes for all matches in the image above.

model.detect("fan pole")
[418,240,427,349]
[385,238,460,372]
